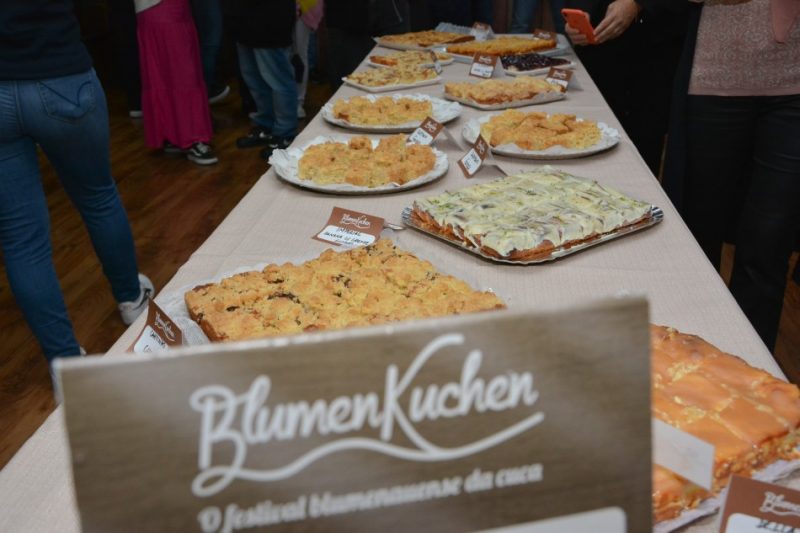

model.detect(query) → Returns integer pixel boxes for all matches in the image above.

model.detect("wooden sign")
[428,50,443,74]
[408,116,444,146]
[57,297,652,533]
[313,206,384,247]
[458,134,490,177]
[470,53,499,79]
[470,22,493,41]
[719,476,800,532]
[130,298,183,353]
[533,28,557,42]
[545,67,573,92]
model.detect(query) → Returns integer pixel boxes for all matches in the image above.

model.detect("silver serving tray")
[401,205,664,264]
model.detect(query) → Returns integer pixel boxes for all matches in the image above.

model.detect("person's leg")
[683,95,757,269]
[189,0,223,95]
[549,0,566,33]
[293,18,311,111]
[729,95,800,351]
[510,0,539,33]
[20,70,141,305]
[0,82,81,360]
[252,47,298,139]
[237,43,276,132]
[108,0,142,113]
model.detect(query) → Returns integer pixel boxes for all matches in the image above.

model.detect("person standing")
[0,0,153,363]
[295,0,324,119]
[510,0,566,34]
[664,0,800,352]
[229,0,298,159]
[136,0,218,164]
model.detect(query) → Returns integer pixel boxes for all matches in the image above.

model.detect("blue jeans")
[510,0,565,34]
[236,44,298,139]
[0,69,140,361]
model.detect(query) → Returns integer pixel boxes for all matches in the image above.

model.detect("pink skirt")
[137,0,212,149]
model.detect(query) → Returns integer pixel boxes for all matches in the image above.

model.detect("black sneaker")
[260,136,293,160]
[208,84,230,105]
[163,141,183,154]
[186,142,218,165]
[236,126,271,149]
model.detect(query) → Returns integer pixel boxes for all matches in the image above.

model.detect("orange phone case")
[561,8,597,44]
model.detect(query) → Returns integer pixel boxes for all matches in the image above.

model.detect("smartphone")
[561,8,597,44]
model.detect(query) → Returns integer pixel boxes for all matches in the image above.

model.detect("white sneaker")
[118,274,155,325]
[297,105,306,119]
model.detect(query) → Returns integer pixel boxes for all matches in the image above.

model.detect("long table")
[0,42,791,532]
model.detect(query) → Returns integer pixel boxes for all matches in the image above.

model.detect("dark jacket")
[224,0,295,48]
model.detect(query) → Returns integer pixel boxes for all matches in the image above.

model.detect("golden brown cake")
[345,65,438,87]
[410,169,652,261]
[332,96,433,126]
[479,110,602,151]
[651,325,800,522]
[184,239,505,341]
[377,30,474,48]
[370,50,452,68]
[444,76,561,106]
[447,36,556,56]
[297,134,436,187]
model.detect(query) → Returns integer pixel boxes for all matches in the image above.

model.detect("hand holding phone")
[561,8,597,45]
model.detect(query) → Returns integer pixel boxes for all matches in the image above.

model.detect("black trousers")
[684,94,800,351]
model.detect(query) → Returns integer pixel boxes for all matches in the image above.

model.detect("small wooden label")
[457,134,490,178]
[720,476,800,532]
[428,50,443,74]
[470,53,498,79]
[130,299,183,353]
[532,28,557,42]
[470,22,493,41]
[313,207,384,248]
[408,116,444,146]
[545,67,573,92]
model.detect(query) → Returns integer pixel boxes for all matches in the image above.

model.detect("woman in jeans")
[664,0,800,352]
[0,0,152,363]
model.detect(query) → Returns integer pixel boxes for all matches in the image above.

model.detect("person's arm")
[593,0,641,43]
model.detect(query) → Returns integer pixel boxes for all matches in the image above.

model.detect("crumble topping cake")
[345,65,438,88]
[651,325,800,523]
[377,30,474,48]
[332,96,433,126]
[447,36,556,57]
[370,50,452,68]
[298,134,436,187]
[444,76,561,106]
[184,239,505,341]
[479,110,602,151]
[410,169,651,261]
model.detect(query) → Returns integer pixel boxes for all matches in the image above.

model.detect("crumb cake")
[651,325,800,522]
[298,134,436,187]
[447,36,556,56]
[410,169,652,261]
[479,110,601,151]
[444,76,561,106]
[377,30,474,48]
[332,96,432,126]
[345,65,438,88]
[370,50,452,68]
[184,239,505,341]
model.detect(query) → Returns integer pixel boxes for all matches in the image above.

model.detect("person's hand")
[594,0,641,43]
[564,23,589,46]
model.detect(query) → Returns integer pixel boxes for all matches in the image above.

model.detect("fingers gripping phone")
[561,8,597,44]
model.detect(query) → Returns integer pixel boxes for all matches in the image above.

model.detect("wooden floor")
[1,82,799,470]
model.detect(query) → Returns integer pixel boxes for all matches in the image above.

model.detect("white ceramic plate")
[321,94,462,133]
[269,135,449,195]
[462,114,620,159]
[342,75,441,93]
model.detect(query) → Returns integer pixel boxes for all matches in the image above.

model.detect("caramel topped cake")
[444,76,561,106]
[410,169,651,261]
[298,135,436,187]
[345,65,438,88]
[332,96,433,126]
[480,110,602,151]
[447,36,556,56]
[184,239,505,341]
[370,50,452,68]
[377,30,474,48]
[651,325,800,522]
